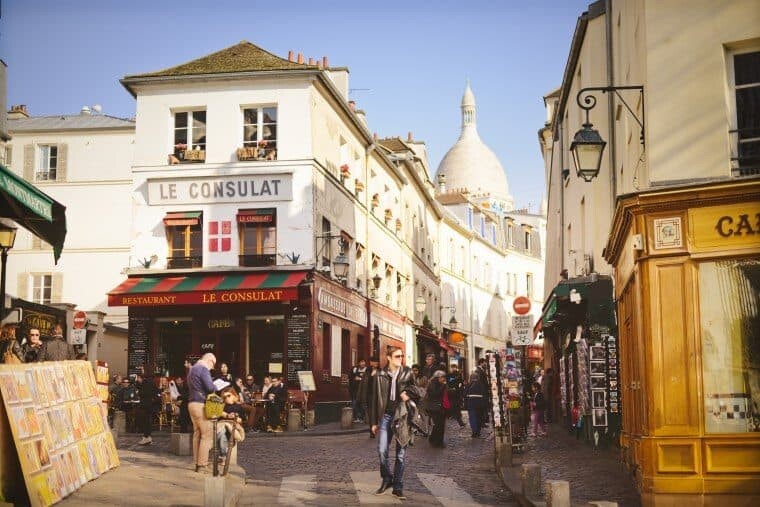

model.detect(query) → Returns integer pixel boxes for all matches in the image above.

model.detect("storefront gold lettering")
[208,319,233,329]
[121,295,177,305]
[715,213,760,237]
[215,290,283,303]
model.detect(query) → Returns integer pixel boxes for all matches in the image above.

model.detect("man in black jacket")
[135,374,158,445]
[369,346,419,500]
[266,376,287,432]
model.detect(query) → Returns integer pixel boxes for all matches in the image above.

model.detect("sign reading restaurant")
[147,173,293,205]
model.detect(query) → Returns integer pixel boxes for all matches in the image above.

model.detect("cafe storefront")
[603,179,760,505]
[108,269,311,385]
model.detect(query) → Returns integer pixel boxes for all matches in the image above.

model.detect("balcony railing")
[730,128,760,177]
[239,254,276,267]
[167,256,203,269]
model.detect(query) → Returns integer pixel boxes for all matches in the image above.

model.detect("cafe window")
[173,110,206,163]
[31,274,52,304]
[700,258,760,433]
[242,106,277,160]
[36,145,57,181]
[164,212,202,269]
[238,208,276,267]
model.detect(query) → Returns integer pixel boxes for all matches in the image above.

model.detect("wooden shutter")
[17,273,29,300]
[51,273,63,303]
[24,144,34,181]
[56,143,67,181]
[4,145,11,166]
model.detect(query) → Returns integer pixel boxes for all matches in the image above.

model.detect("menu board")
[0,361,119,506]
[286,314,310,383]
[127,316,150,376]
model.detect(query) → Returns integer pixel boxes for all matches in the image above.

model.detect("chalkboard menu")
[128,317,150,376]
[286,314,310,383]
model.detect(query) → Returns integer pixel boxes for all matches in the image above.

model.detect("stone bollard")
[170,432,192,456]
[340,407,353,429]
[306,410,315,428]
[204,475,225,507]
[287,409,301,432]
[520,463,541,499]
[113,411,126,434]
[545,480,571,507]
[586,502,618,507]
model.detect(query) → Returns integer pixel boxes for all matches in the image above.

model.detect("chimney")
[437,174,447,193]
[407,131,414,143]
[317,60,323,69]
[322,56,328,68]
[308,57,314,66]
[297,53,304,64]
[348,101,356,112]
[8,104,29,119]
[288,50,294,62]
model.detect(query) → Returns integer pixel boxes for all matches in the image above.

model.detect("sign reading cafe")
[148,173,293,205]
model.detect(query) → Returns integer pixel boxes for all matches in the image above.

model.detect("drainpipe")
[606,0,617,218]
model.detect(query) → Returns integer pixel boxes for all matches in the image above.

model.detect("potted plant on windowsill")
[340,164,350,183]
[173,143,187,161]
[237,145,258,161]
[354,179,364,192]
[384,209,393,225]
[183,145,206,162]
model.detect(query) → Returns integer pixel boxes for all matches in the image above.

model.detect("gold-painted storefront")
[605,180,760,506]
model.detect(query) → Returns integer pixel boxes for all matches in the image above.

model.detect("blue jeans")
[378,412,407,491]
[468,408,481,435]
[216,427,230,457]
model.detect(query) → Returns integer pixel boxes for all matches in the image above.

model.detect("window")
[174,110,206,162]
[525,230,532,252]
[321,217,331,267]
[480,216,486,237]
[165,212,202,268]
[526,273,534,299]
[238,209,276,267]
[31,274,52,304]
[467,207,473,229]
[36,145,57,180]
[730,50,760,176]
[506,223,513,246]
[700,258,759,433]
[243,106,277,160]
[491,224,497,245]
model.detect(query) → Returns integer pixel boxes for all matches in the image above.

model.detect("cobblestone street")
[237,419,516,506]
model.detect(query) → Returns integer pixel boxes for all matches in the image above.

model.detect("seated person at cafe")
[216,387,245,463]
[266,376,287,433]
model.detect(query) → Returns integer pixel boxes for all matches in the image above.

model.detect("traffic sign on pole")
[73,311,87,329]
[512,296,531,315]
[511,314,534,346]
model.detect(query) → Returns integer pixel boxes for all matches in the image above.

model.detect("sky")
[1,0,591,211]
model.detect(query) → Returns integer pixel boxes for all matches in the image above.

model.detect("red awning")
[163,211,201,226]
[108,271,308,306]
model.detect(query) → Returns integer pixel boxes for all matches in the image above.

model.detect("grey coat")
[39,338,75,361]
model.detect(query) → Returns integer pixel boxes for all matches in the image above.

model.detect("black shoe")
[375,481,392,495]
[392,490,406,500]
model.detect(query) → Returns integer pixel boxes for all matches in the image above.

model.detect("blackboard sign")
[286,314,310,383]
[128,316,150,376]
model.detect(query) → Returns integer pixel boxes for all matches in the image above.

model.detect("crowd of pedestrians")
[1,323,76,364]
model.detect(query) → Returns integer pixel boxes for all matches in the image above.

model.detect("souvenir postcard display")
[0,361,119,507]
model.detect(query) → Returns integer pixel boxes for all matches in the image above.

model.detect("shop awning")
[163,211,201,226]
[237,208,275,223]
[108,271,308,306]
[539,274,616,330]
[0,163,67,263]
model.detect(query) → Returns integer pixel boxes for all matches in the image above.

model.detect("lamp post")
[0,222,18,320]
[571,85,644,182]
[414,296,426,315]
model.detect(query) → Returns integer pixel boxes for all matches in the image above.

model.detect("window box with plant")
[340,164,350,182]
[371,194,380,210]
[173,110,206,164]
[384,209,393,225]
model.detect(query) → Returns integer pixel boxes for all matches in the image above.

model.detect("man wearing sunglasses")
[368,346,420,500]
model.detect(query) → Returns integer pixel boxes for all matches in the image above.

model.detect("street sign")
[513,296,531,315]
[511,314,535,346]
[73,311,87,329]
[70,328,87,345]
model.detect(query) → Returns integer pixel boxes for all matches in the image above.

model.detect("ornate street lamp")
[332,251,349,282]
[414,296,426,314]
[0,221,18,320]
[371,274,382,290]
[571,85,645,182]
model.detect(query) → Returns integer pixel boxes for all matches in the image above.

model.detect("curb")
[247,427,367,438]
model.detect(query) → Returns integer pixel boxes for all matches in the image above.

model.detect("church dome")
[436,83,513,210]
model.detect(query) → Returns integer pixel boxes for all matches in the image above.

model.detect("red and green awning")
[108,271,308,306]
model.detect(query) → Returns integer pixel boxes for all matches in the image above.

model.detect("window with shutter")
[17,274,29,302]
[56,144,67,181]
[30,274,53,304]
[2,145,11,166]
[51,273,63,303]
[36,145,58,181]
[23,144,34,181]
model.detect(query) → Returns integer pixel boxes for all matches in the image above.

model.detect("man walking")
[445,364,466,428]
[349,359,367,423]
[187,353,217,473]
[369,346,419,500]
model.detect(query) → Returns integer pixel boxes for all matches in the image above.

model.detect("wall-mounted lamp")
[441,304,458,329]
[0,221,18,320]
[371,274,382,290]
[414,296,426,314]
[571,86,644,182]
[316,234,350,283]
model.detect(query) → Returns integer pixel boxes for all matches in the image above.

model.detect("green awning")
[0,164,67,263]
[540,275,616,330]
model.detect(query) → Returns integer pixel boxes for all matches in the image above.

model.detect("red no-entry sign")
[73,311,87,329]
[513,296,531,315]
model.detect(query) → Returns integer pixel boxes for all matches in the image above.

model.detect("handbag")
[204,393,225,419]
[2,341,21,364]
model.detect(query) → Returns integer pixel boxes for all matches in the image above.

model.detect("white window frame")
[36,145,57,181]
[526,273,534,299]
[31,274,52,304]
[242,105,277,159]
[173,109,207,152]
[525,230,532,252]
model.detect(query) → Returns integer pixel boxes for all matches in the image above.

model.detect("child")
[217,387,245,463]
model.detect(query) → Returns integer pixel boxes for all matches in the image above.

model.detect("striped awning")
[163,211,201,226]
[108,271,308,306]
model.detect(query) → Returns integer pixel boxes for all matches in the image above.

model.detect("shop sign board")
[511,314,534,346]
[147,173,293,205]
[69,329,86,346]
[109,287,295,306]
[689,202,760,250]
[317,289,367,326]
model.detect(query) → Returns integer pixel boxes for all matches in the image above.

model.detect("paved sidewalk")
[500,424,641,507]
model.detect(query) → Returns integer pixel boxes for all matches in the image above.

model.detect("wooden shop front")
[604,180,760,506]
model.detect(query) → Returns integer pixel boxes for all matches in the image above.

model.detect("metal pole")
[212,418,219,477]
[0,248,8,321]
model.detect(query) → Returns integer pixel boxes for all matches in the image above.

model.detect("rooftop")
[9,114,135,131]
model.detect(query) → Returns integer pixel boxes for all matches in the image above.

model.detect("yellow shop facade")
[604,179,760,505]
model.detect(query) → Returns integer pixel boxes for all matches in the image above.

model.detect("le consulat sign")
[147,173,292,205]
